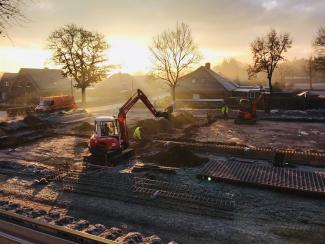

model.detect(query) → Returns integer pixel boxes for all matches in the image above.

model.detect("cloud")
[262,0,279,10]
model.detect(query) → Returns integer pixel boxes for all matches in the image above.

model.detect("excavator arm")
[118,89,169,148]
[251,93,270,116]
[236,92,270,124]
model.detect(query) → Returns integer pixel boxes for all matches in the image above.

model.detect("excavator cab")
[95,117,119,137]
[239,99,253,113]
[89,116,123,156]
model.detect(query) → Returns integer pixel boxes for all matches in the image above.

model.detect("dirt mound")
[23,114,50,129]
[133,118,170,135]
[131,111,195,135]
[170,111,195,128]
[144,145,209,167]
[23,114,42,124]
[73,122,95,132]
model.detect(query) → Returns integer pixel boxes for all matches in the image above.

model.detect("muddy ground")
[0,109,325,243]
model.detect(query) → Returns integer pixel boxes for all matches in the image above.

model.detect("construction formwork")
[199,160,325,197]
[59,171,235,218]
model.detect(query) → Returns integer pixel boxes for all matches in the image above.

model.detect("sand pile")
[144,145,209,167]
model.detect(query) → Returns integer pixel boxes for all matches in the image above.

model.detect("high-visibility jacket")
[133,127,142,140]
[221,105,229,114]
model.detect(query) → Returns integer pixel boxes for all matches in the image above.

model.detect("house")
[0,72,18,102]
[9,68,72,104]
[176,63,263,103]
[176,63,239,100]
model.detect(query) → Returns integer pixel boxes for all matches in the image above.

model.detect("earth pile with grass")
[130,111,195,135]
[73,122,95,133]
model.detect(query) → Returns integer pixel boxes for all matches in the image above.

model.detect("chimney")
[205,62,211,70]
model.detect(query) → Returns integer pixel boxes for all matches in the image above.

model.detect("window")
[97,121,119,137]
[40,100,54,106]
[193,94,200,99]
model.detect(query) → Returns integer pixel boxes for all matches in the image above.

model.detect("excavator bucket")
[154,104,173,119]
[157,111,171,120]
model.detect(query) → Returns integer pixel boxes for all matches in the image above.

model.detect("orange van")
[35,95,77,112]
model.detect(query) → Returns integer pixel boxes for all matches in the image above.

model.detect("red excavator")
[88,89,170,162]
[235,93,270,124]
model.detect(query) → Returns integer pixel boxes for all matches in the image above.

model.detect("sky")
[0,0,325,74]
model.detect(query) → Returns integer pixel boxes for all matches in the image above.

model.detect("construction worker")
[221,103,229,120]
[101,123,109,136]
[133,126,142,141]
[206,111,214,125]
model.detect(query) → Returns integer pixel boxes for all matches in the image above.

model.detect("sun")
[107,38,151,74]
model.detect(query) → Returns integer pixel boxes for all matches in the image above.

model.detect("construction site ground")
[0,108,325,243]
[193,120,325,151]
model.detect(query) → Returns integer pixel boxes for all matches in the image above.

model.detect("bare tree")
[0,0,28,37]
[48,24,110,104]
[304,56,316,90]
[149,22,201,106]
[248,29,293,93]
[313,26,325,71]
[275,61,290,84]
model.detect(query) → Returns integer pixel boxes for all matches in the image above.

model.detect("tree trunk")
[267,75,273,111]
[268,76,273,93]
[309,76,313,90]
[171,86,176,109]
[81,87,86,104]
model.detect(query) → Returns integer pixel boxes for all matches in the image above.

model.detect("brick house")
[7,68,71,104]
[0,73,18,102]
[177,63,263,98]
